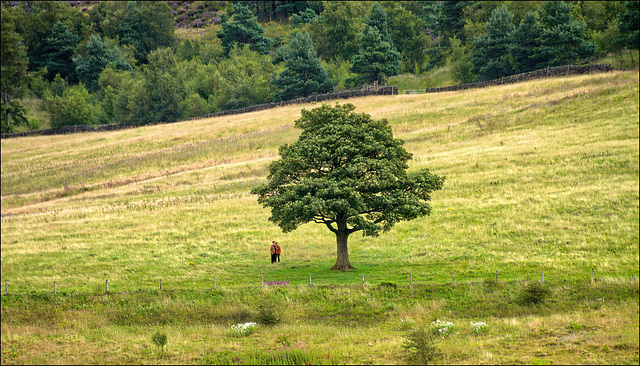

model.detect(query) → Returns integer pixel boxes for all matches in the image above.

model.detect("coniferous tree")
[471,5,516,80]
[218,4,272,56]
[351,4,401,85]
[1,8,29,131]
[366,2,393,44]
[511,11,544,74]
[614,1,640,54]
[271,32,333,102]
[536,1,597,68]
[37,21,80,82]
[74,35,132,93]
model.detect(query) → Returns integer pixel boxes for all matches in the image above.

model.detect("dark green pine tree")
[73,35,132,93]
[535,1,597,68]
[511,11,544,74]
[471,5,516,80]
[271,32,333,102]
[351,4,401,86]
[614,1,639,56]
[366,2,393,44]
[37,21,80,82]
[1,9,30,131]
[217,4,272,56]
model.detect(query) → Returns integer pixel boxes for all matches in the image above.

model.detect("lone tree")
[251,103,445,271]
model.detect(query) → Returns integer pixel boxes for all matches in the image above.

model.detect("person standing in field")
[270,241,277,263]
[275,242,281,263]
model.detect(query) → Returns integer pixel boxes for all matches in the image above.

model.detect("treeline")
[1,1,638,133]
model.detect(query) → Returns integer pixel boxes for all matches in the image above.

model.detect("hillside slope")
[1,70,638,291]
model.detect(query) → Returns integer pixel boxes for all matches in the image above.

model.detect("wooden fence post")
[54,281,57,294]
[496,270,499,282]
[362,274,365,287]
[452,272,455,285]
[261,275,264,288]
[592,268,595,284]
[5,282,8,295]
[105,279,109,294]
[159,279,162,291]
[213,277,216,290]
[309,274,311,286]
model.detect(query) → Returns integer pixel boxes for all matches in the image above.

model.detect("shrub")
[151,331,167,358]
[257,300,281,325]
[517,282,551,305]
[402,326,441,364]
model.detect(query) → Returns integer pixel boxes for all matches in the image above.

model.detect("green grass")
[1,70,638,364]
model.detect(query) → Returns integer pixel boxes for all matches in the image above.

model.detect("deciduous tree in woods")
[251,103,445,271]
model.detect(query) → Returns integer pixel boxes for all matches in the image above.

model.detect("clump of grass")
[517,282,551,305]
[402,326,442,364]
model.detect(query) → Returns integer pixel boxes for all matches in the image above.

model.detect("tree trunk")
[330,227,355,271]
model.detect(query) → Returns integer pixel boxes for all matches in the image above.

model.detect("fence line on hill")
[1,63,627,140]
[3,267,627,296]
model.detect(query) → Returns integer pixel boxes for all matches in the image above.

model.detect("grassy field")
[1,70,638,364]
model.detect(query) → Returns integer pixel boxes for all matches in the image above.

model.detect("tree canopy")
[251,103,445,270]
[270,32,333,102]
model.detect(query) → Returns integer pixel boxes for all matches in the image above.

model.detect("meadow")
[1,70,638,364]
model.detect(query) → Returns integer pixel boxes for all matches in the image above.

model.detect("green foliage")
[251,103,445,270]
[151,331,168,358]
[290,8,319,27]
[350,4,401,85]
[449,36,474,84]
[213,45,274,111]
[271,32,333,102]
[536,1,597,68]
[471,5,516,81]
[218,3,272,56]
[382,2,430,73]
[306,1,369,62]
[615,1,640,51]
[257,300,281,325]
[73,34,132,93]
[402,326,441,364]
[517,282,552,305]
[320,59,356,91]
[37,21,80,82]
[511,11,544,73]
[43,83,97,129]
[351,26,402,85]
[1,7,29,130]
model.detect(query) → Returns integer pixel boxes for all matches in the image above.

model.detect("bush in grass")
[151,331,167,358]
[257,300,281,325]
[517,282,551,305]
[227,322,258,337]
[402,326,441,364]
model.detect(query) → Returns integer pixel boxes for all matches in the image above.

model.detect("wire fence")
[3,267,633,296]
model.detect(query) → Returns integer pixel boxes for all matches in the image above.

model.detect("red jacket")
[275,244,281,254]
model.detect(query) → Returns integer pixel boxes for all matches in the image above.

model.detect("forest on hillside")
[1,1,638,133]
